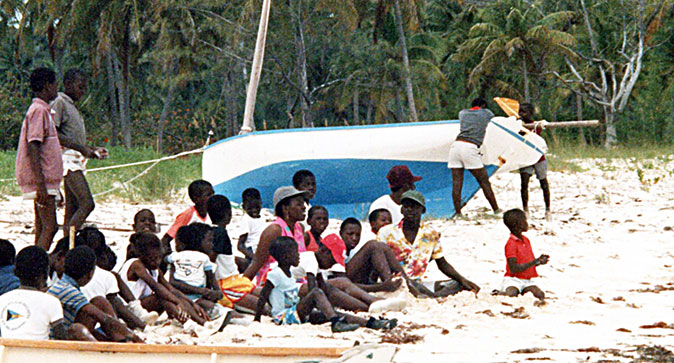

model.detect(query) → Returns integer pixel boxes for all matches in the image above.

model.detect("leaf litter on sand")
[570,320,595,325]
[502,307,529,319]
[639,322,674,329]
[380,330,424,344]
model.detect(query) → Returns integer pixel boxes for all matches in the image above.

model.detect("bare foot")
[380,278,403,292]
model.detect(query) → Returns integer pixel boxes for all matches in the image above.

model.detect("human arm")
[254,282,274,322]
[157,269,208,319]
[243,225,282,280]
[507,254,549,273]
[130,260,182,306]
[435,257,480,293]
[237,233,254,259]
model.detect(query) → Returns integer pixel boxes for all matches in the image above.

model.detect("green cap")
[401,190,425,207]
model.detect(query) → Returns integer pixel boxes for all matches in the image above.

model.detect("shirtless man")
[52,69,108,236]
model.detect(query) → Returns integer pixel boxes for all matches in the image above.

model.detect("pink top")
[15,98,63,193]
[254,217,306,286]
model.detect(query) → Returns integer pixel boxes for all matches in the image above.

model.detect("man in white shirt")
[0,246,67,340]
[368,165,422,225]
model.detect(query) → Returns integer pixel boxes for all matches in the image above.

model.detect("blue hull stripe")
[212,158,497,220]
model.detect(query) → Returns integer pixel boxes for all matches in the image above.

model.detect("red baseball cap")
[387,165,422,189]
[321,233,346,266]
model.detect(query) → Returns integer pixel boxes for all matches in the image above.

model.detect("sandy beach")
[1,156,673,362]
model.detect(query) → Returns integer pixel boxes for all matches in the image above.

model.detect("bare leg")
[90,296,117,318]
[329,277,380,305]
[520,172,531,212]
[522,285,545,300]
[296,288,337,322]
[540,178,551,211]
[451,168,465,214]
[34,196,57,251]
[197,298,216,311]
[109,295,145,330]
[469,167,499,212]
[67,323,97,341]
[324,278,374,312]
[63,170,95,235]
[504,286,519,297]
[346,241,399,284]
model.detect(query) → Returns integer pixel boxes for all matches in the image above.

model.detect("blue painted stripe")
[206,120,460,150]
[212,158,496,220]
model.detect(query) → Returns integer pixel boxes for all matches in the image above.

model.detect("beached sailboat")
[203,116,547,219]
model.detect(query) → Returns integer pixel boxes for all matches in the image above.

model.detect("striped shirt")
[47,274,89,325]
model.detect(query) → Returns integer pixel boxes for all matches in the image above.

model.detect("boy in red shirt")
[501,209,549,302]
[161,180,214,252]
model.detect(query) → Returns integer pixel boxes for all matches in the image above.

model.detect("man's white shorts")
[501,276,537,293]
[447,140,484,169]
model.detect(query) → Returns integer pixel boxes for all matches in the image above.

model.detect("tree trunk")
[295,0,311,128]
[353,89,359,125]
[393,0,418,122]
[576,92,586,145]
[604,107,617,148]
[394,87,405,122]
[223,70,239,137]
[105,50,120,146]
[522,56,530,102]
[366,94,374,125]
[117,20,132,149]
[157,83,176,154]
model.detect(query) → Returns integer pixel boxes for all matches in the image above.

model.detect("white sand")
[2,157,674,362]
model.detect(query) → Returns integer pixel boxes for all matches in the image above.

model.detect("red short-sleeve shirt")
[166,206,210,238]
[504,233,538,279]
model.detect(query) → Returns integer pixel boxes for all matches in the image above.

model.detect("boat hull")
[203,118,545,219]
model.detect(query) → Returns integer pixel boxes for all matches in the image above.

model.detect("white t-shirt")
[240,213,267,251]
[290,252,319,279]
[118,258,158,300]
[81,267,120,300]
[266,267,300,317]
[369,194,403,225]
[0,289,63,340]
[215,254,238,280]
[166,250,214,287]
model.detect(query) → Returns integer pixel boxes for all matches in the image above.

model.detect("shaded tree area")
[0,0,672,152]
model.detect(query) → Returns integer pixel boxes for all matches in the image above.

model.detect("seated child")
[118,232,208,325]
[127,208,159,260]
[501,209,549,302]
[208,195,262,314]
[362,208,392,242]
[48,246,142,342]
[255,237,396,332]
[77,227,156,329]
[337,218,404,292]
[237,188,267,267]
[48,237,78,286]
[304,206,328,252]
[168,224,223,316]
[0,246,69,340]
[161,180,214,254]
[0,239,20,295]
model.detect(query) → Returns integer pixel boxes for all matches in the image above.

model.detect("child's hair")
[307,205,328,220]
[340,217,362,233]
[131,232,162,256]
[368,208,390,225]
[292,169,314,188]
[77,227,106,255]
[207,194,231,224]
[65,246,97,280]
[269,236,297,262]
[471,97,488,108]
[176,225,203,251]
[30,67,56,93]
[188,180,213,203]
[0,239,16,267]
[503,208,527,232]
[51,237,76,257]
[15,246,49,283]
[242,188,261,202]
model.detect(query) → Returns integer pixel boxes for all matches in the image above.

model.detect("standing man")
[448,98,500,217]
[518,103,550,217]
[15,68,62,250]
[51,69,108,236]
[369,165,422,225]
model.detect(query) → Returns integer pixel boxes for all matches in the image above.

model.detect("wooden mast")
[240,0,272,134]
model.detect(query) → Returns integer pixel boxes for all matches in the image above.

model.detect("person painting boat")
[448,98,501,218]
[243,186,310,286]
[518,103,551,218]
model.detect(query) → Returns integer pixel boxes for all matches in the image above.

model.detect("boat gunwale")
[0,338,348,357]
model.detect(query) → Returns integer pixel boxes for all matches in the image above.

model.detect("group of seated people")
[0,166,549,342]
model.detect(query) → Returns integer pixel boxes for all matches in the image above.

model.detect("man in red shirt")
[501,209,549,302]
[15,68,61,251]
